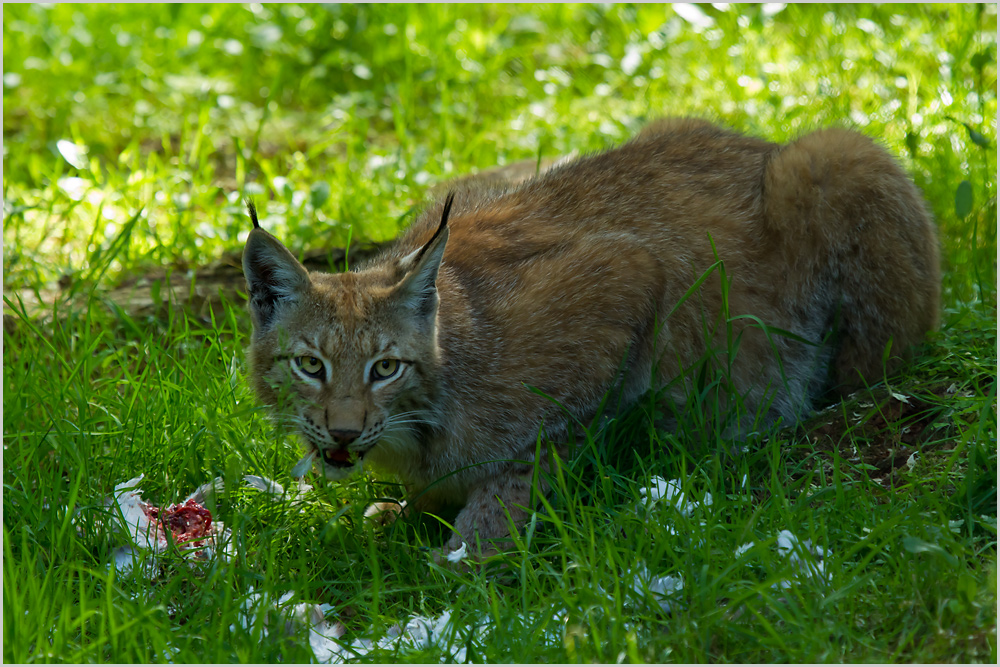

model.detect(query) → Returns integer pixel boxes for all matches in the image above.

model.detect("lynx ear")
[394,194,453,322]
[242,224,310,332]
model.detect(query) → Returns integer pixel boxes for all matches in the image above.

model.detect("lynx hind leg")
[764,128,941,389]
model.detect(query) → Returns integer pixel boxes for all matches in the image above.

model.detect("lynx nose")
[329,429,361,446]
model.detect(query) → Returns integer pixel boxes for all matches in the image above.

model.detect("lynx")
[242,118,940,556]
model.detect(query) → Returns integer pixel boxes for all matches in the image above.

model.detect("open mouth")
[321,448,358,468]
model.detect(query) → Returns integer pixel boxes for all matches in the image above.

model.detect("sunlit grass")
[3,3,997,663]
[4,4,996,296]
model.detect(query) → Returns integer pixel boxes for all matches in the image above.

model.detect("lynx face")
[258,311,429,480]
[242,199,452,481]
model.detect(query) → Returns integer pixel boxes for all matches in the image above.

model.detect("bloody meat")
[144,499,213,547]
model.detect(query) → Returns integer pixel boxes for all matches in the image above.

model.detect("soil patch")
[3,243,384,331]
[798,386,962,489]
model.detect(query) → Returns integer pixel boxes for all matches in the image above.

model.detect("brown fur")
[241,118,940,554]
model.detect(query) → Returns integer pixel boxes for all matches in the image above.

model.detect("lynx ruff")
[242,118,940,555]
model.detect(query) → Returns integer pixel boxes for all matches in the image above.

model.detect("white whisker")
[385,411,443,430]
[385,419,438,427]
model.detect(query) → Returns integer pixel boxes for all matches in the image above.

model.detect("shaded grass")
[3,3,997,663]
[3,289,996,662]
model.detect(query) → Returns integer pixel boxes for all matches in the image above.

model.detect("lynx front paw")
[431,540,498,569]
[447,461,543,556]
[363,499,407,527]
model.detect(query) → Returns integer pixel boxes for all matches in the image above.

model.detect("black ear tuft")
[242,229,310,332]
[413,192,454,266]
[439,192,455,231]
[245,197,260,229]
[393,193,453,325]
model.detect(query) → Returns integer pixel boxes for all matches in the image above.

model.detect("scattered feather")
[446,542,469,563]
[640,476,711,517]
[234,587,474,663]
[184,477,225,505]
[243,474,313,505]
[891,391,910,404]
[630,563,686,614]
[773,530,829,590]
[244,474,285,495]
[291,450,318,478]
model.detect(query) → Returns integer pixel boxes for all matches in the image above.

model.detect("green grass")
[3,3,996,663]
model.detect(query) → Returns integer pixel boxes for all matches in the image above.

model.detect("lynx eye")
[370,359,401,381]
[294,356,325,379]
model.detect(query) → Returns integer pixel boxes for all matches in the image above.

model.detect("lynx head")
[241,196,453,480]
